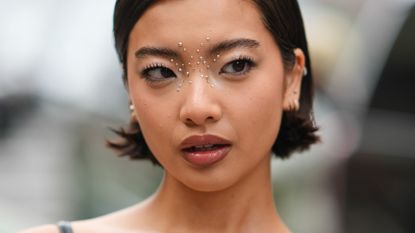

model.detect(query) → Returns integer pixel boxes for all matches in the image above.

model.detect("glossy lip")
[180,134,232,167]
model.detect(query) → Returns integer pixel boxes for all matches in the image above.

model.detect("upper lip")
[179,134,232,150]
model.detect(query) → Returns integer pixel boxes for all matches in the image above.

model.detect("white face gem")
[190,55,194,59]
[206,65,210,68]
[200,74,204,78]
[186,71,190,76]
[200,42,204,47]
[213,58,217,62]
[178,68,183,72]
[170,59,174,62]
[203,60,207,64]
[178,42,183,47]
[206,37,210,41]
[175,63,179,66]
[183,47,187,52]
[188,62,192,65]
[188,80,193,84]
[199,56,203,60]
[216,54,220,58]
[196,61,200,65]
[181,63,185,66]
[196,49,200,53]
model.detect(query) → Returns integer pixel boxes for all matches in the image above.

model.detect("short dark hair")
[108,0,320,165]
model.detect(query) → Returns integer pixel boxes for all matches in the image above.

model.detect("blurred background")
[0,0,414,232]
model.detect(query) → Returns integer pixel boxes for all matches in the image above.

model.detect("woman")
[23,0,319,232]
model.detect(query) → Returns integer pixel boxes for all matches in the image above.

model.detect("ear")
[283,48,306,112]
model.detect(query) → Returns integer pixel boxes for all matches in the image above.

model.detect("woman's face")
[127,0,302,191]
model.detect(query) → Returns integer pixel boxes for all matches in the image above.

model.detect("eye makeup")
[219,55,257,77]
[137,36,260,91]
[140,63,177,84]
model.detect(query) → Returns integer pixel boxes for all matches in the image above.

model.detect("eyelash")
[219,56,257,76]
[140,56,257,83]
[140,63,176,82]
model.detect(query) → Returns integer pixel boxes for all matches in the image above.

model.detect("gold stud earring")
[286,100,293,111]
[129,104,136,119]
[293,99,300,111]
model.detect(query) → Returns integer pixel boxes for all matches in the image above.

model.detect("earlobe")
[283,48,306,112]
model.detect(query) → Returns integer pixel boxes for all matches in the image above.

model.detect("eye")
[220,58,256,76]
[141,64,176,82]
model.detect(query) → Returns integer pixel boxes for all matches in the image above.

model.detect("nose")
[179,76,222,127]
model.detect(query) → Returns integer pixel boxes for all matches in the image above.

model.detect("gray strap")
[57,221,73,233]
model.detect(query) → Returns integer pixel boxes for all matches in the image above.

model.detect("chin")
[183,180,235,193]
[177,167,241,193]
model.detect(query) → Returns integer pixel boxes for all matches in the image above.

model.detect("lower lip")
[182,146,231,167]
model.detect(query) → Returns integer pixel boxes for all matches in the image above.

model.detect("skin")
[21,0,305,232]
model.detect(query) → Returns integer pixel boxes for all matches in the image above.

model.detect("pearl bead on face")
[127,0,294,193]
[168,36,220,92]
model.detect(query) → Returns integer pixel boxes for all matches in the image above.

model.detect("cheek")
[130,87,177,155]
[228,70,285,154]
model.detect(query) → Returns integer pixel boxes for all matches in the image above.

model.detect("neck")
[141,156,289,233]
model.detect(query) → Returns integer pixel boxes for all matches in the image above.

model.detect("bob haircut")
[108,0,319,165]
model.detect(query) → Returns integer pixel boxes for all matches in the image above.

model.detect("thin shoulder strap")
[57,221,74,233]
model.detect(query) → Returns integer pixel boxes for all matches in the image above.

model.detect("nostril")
[185,118,196,126]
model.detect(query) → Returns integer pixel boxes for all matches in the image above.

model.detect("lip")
[180,135,232,167]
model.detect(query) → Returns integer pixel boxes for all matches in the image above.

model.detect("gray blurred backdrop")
[1,0,414,232]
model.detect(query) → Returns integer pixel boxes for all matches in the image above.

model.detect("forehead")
[130,0,267,45]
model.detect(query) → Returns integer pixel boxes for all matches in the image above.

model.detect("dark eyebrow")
[210,38,260,55]
[135,47,179,59]
[134,38,260,60]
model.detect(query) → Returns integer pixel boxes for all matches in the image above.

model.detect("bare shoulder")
[19,202,151,233]
[18,224,59,233]
[71,203,153,233]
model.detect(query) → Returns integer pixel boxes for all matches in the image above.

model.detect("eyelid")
[142,62,168,71]
[222,54,255,65]
[139,62,178,84]
[219,55,257,74]
[140,62,170,76]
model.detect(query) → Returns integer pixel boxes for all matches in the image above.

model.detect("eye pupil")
[161,67,174,78]
[232,61,245,72]
[219,58,255,76]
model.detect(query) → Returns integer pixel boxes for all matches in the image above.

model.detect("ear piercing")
[293,99,300,111]
[286,98,300,112]
[303,67,308,76]
[129,104,134,111]
[289,99,300,111]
